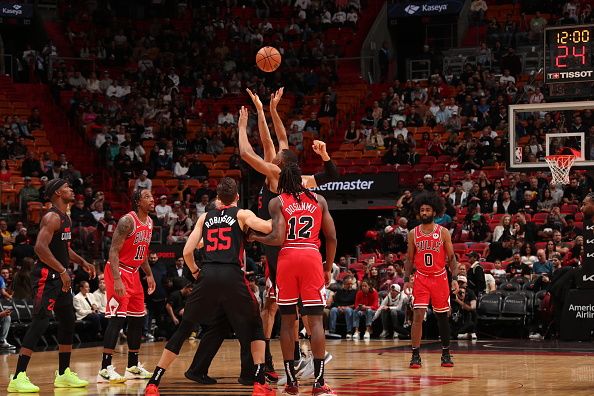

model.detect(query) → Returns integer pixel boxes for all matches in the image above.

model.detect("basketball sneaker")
[125,363,153,380]
[7,372,40,393]
[409,354,422,369]
[145,383,160,395]
[312,383,337,395]
[97,365,127,383]
[264,364,279,383]
[281,382,300,395]
[441,351,454,367]
[252,382,275,395]
[54,368,89,388]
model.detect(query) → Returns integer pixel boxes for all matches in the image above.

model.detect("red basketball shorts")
[412,270,450,313]
[104,263,145,318]
[276,248,326,307]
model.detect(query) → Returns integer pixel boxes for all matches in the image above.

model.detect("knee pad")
[22,316,51,350]
[278,304,297,316]
[126,316,144,350]
[104,317,126,350]
[165,320,195,355]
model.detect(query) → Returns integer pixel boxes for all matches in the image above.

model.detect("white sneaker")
[295,356,311,378]
[0,341,16,349]
[529,333,543,340]
[324,351,333,365]
[393,333,399,339]
[345,333,352,340]
[299,356,315,378]
[125,363,152,379]
[353,331,360,340]
[97,365,126,383]
[457,333,468,340]
[470,333,477,340]
[363,331,371,340]
[379,331,389,338]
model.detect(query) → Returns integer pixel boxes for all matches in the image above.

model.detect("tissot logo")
[404,4,419,14]
[549,70,593,79]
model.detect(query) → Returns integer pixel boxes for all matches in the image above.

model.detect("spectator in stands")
[289,125,304,152]
[0,220,14,255]
[92,274,107,314]
[217,107,235,126]
[196,194,210,217]
[165,282,193,336]
[328,276,357,338]
[21,151,42,178]
[173,156,190,179]
[448,181,468,208]
[353,280,379,340]
[362,266,381,291]
[134,170,152,191]
[379,264,403,292]
[73,280,104,337]
[10,136,27,160]
[319,94,337,118]
[562,215,582,242]
[507,253,532,279]
[0,160,10,183]
[469,214,491,242]
[167,205,193,244]
[97,210,117,257]
[485,235,514,262]
[492,215,514,242]
[0,306,14,350]
[27,108,42,130]
[304,112,321,135]
[155,195,173,225]
[379,283,410,339]
[195,180,217,201]
[19,176,40,207]
[533,249,553,276]
[0,266,11,300]
[167,257,193,290]
[451,284,477,340]
[11,234,34,269]
[466,252,486,297]
[470,0,488,25]
[343,121,360,143]
[520,243,538,266]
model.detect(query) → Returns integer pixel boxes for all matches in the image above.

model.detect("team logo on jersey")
[433,233,439,239]
[61,227,71,241]
[133,230,152,244]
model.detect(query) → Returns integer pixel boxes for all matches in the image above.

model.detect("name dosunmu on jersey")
[284,201,318,216]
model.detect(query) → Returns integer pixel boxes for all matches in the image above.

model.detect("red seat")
[361,166,378,174]
[353,158,370,167]
[378,165,397,173]
[560,204,578,214]
[344,166,363,174]
[336,159,353,167]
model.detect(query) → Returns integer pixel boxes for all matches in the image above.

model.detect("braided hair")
[278,161,317,203]
[132,188,145,212]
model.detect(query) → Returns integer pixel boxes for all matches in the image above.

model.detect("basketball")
[256,46,281,72]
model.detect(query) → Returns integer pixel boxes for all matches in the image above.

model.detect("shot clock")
[544,24,593,84]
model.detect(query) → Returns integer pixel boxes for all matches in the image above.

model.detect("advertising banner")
[311,173,399,199]
[388,0,465,18]
[0,3,33,18]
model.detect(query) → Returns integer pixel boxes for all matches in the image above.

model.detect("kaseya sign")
[0,2,33,18]
[389,0,464,18]
[311,173,399,199]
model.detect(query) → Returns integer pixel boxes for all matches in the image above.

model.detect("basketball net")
[545,155,575,185]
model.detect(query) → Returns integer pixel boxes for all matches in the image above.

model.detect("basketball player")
[242,89,339,378]
[249,161,337,396]
[403,193,458,369]
[97,189,156,383]
[144,178,274,396]
[8,178,95,393]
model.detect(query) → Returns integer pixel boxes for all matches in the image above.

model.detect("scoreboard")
[544,24,593,84]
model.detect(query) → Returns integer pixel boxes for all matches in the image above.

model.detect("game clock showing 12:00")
[544,24,594,84]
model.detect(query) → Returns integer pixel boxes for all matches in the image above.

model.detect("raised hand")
[246,88,263,111]
[238,106,248,129]
[270,87,284,108]
[312,140,329,160]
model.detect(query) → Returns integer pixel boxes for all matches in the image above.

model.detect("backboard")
[508,100,594,171]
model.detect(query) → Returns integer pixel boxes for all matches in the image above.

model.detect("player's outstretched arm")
[270,87,289,151]
[318,195,337,273]
[238,105,280,180]
[302,140,339,189]
[35,212,66,273]
[238,209,272,234]
[109,214,134,296]
[183,213,206,277]
[249,198,285,246]
[442,227,458,278]
[246,88,276,162]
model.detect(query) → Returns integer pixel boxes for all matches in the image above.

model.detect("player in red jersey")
[403,193,458,369]
[250,162,337,396]
[97,189,156,383]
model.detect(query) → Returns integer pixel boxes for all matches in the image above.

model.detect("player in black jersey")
[145,178,274,396]
[241,89,339,378]
[8,178,96,393]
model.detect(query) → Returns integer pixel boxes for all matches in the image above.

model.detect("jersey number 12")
[287,216,314,240]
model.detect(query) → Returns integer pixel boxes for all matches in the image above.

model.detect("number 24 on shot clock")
[544,24,594,84]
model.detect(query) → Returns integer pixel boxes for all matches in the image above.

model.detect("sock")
[313,358,325,387]
[254,363,265,385]
[411,347,420,356]
[293,341,301,361]
[442,346,450,355]
[128,351,139,368]
[101,353,113,370]
[283,360,297,385]
[14,354,31,376]
[264,339,272,366]
[148,366,165,386]
[58,352,71,375]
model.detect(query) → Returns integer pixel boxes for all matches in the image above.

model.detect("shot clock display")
[544,24,593,84]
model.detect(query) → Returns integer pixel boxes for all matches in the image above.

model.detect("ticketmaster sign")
[0,2,33,18]
[388,0,464,18]
[311,173,399,198]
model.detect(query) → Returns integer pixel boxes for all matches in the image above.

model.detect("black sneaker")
[409,354,422,369]
[184,371,217,384]
[264,364,279,383]
[441,352,454,367]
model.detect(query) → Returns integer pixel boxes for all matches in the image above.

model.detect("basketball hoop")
[545,155,575,185]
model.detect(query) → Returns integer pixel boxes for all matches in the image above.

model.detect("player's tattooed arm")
[318,195,337,273]
[238,105,280,180]
[246,88,276,162]
[183,213,206,277]
[442,227,458,278]
[109,214,134,281]
[249,198,286,246]
[270,87,289,151]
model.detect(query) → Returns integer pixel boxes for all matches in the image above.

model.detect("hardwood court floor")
[1,339,594,395]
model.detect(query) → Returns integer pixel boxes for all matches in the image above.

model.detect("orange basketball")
[256,46,281,72]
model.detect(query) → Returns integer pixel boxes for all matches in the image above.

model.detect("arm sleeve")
[313,159,339,186]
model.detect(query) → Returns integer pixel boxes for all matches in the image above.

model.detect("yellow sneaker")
[54,368,89,388]
[7,372,40,393]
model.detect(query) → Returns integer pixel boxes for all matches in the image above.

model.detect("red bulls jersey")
[278,192,322,250]
[413,224,447,275]
[120,211,153,269]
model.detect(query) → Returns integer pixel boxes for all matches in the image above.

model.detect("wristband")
[59,268,67,275]
[192,268,200,275]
